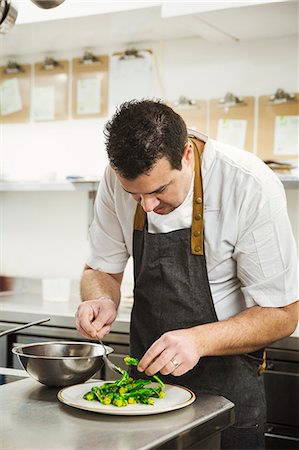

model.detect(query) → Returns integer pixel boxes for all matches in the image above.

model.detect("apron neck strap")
[134,199,146,232]
[190,138,204,255]
[133,139,205,256]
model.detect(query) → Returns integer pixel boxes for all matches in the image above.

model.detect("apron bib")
[130,138,266,449]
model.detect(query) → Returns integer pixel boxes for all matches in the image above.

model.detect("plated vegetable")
[83,356,165,407]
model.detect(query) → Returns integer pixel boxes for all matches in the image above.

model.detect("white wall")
[2,35,298,180]
[1,34,298,280]
[1,191,90,278]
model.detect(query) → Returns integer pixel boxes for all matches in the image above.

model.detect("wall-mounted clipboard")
[0,63,31,123]
[209,94,254,152]
[168,97,207,133]
[257,90,299,161]
[109,49,154,112]
[72,53,108,119]
[33,58,69,121]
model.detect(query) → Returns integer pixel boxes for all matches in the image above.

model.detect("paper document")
[0,78,22,116]
[33,86,55,121]
[77,78,101,115]
[109,51,154,111]
[274,115,299,156]
[217,119,247,149]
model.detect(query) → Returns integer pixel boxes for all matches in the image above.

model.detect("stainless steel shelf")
[0,180,100,192]
[277,174,299,190]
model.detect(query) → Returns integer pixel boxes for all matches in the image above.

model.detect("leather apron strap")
[133,138,205,255]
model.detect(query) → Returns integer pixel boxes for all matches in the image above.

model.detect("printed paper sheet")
[217,118,247,149]
[274,115,299,156]
[0,78,22,116]
[33,85,55,121]
[77,78,101,115]
[109,51,154,111]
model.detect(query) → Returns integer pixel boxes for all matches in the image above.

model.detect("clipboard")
[0,62,31,123]
[109,49,154,111]
[209,93,254,152]
[169,97,207,133]
[33,58,69,121]
[257,90,299,161]
[72,52,108,119]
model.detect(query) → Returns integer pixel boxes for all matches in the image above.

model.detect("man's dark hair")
[104,99,188,179]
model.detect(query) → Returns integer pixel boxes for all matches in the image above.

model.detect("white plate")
[58,381,196,415]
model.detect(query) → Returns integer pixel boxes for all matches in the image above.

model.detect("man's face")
[116,143,194,215]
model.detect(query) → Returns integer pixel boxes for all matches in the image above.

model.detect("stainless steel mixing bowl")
[12,341,113,387]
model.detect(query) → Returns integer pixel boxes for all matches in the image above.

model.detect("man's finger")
[79,319,97,339]
[171,363,188,377]
[147,348,176,375]
[76,323,94,340]
[75,311,95,339]
[91,312,112,334]
[138,339,167,372]
[76,306,98,338]
[96,325,111,340]
[144,350,177,376]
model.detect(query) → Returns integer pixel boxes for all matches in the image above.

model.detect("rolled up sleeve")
[233,178,298,308]
[87,167,130,274]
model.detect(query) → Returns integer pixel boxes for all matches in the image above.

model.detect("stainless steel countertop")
[0,291,131,334]
[0,377,234,450]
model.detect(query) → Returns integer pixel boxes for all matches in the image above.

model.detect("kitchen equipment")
[0,0,17,35]
[12,341,113,387]
[31,0,65,8]
[98,339,124,375]
[0,0,65,35]
[0,317,50,337]
[264,337,299,449]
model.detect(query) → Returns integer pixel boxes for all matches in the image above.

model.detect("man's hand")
[137,328,201,377]
[138,302,298,378]
[75,296,117,339]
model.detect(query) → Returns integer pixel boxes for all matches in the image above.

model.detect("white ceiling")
[1,1,297,58]
[15,0,158,24]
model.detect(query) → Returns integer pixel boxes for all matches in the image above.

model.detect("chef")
[75,99,298,450]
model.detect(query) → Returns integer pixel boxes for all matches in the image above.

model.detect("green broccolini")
[83,355,165,407]
[124,356,165,389]
[123,356,139,366]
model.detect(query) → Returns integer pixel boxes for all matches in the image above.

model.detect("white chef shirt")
[87,135,298,321]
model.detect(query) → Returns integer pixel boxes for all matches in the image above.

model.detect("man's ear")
[182,141,194,164]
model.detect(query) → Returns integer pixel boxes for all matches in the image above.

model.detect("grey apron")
[130,138,266,450]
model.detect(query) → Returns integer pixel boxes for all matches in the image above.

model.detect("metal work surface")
[0,378,234,450]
